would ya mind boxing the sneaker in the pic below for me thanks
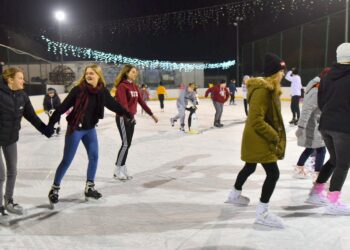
[325,201,350,215]
[225,189,250,206]
[114,165,128,180]
[255,211,285,228]
[170,118,176,127]
[0,207,10,226]
[4,198,23,215]
[48,184,60,208]
[85,181,102,201]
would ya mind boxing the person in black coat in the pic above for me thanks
[0,67,54,221]
[43,87,62,134]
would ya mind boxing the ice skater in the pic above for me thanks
[242,75,250,116]
[156,82,167,112]
[170,83,196,132]
[307,43,350,215]
[113,64,158,181]
[285,67,303,125]
[0,67,54,221]
[294,68,330,181]
[47,64,132,207]
[43,87,61,135]
[205,80,230,127]
[185,85,199,133]
[225,53,287,228]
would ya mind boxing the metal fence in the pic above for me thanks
[241,10,347,85]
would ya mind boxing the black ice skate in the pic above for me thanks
[48,184,60,209]
[84,181,102,201]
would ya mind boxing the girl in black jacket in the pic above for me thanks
[47,64,132,208]
[43,87,61,134]
[0,67,53,222]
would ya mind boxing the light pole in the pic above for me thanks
[234,17,243,85]
[54,10,66,83]
[346,0,349,42]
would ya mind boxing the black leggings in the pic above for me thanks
[115,116,135,167]
[316,130,350,192]
[186,107,196,129]
[158,94,165,109]
[234,162,280,203]
[243,99,248,116]
[291,96,301,120]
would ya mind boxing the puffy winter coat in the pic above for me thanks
[0,77,45,146]
[241,77,286,163]
[297,77,324,148]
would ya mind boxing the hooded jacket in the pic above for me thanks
[241,77,286,163]
[297,77,324,148]
[204,84,230,103]
[318,63,350,134]
[0,77,46,146]
[43,90,61,111]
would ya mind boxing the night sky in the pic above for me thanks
[0,0,346,62]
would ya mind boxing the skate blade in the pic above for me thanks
[224,200,249,207]
[254,219,285,229]
[305,199,328,206]
[84,197,104,203]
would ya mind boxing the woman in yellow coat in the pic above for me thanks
[226,53,287,228]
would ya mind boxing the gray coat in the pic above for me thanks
[297,76,325,148]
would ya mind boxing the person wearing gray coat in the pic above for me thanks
[294,68,331,180]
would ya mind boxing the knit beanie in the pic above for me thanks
[336,43,350,63]
[264,53,286,77]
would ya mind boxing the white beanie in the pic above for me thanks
[337,43,350,63]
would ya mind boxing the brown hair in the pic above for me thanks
[77,64,107,86]
[2,67,24,83]
[114,64,137,88]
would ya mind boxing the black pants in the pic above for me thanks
[243,99,248,116]
[158,94,165,109]
[186,107,196,129]
[316,130,350,192]
[291,96,301,120]
[234,162,280,203]
[230,94,235,104]
[115,116,135,167]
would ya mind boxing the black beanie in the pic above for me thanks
[263,53,286,77]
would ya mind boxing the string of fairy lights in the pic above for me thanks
[42,36,235,71]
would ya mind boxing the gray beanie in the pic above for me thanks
[337,43,350,63]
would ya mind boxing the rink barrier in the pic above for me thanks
[31,87,294,114]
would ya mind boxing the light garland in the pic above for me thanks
[42,36,235,71]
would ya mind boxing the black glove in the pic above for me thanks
[43,125,55,138]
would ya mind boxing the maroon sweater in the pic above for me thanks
[115,80,153,116]
[205,85,230,103]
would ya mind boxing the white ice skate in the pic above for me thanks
[225,189,250,206]
[114,165,132,181]
[0,207,10,226]
[325,201,350,215]
[5,198,24,215]
[255,211,285,229]
[293,166,310,179]
[305,192,328,206]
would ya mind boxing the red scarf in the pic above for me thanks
[68,81,103,134]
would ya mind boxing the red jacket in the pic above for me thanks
[115,80,153,116]
[205,85,230,103]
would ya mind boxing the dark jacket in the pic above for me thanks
[0,77,46,146]
[318,63,350,134]
[43,92,61,111]
[49,84,131,130]
[241,77,286,163]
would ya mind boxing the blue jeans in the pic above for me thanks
[54,128,98,185]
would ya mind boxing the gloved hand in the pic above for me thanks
[126,117,136,125]
[43,125,55,138]
[295,127,304,137]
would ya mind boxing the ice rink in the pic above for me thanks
[1,98,349,250]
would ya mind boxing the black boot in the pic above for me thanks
[85,181,102,201]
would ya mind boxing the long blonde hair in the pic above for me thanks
[77,64,107,86]
[2,67,24,83]
[114,64,137,88]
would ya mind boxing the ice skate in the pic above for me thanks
[48,184,60,209]
[5,198,23,215]
[325,201,350,215]
[0,207,10,226]
[305,192,328,206]
[114,165,130,181]
[255,211,285,228]
[170,118,176,127]
[225,189,250,206]
[293,165,310,179]
[85,181,102,201]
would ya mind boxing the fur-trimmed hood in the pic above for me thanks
[246,77,280,102]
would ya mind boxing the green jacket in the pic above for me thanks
[241,77,286,163]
